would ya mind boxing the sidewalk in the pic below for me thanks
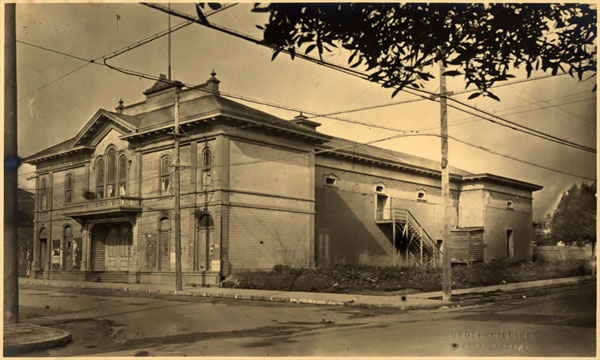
[19,274,593,309]
[10,275,593,354]
[3,322,71,356]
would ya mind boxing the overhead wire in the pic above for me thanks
[142,3,596,154]
[16,4,236,102]
[18,5,596,183]
[497,85,596,129]
[20,110,595,193]
[447,97,596,153]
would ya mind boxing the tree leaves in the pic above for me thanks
[550,183,597,245]
[254,3,597,101]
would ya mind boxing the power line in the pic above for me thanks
[447,97,596,153]
[412,133,595,181]
[17,40,97,63]
[143,3,596,154]
[498,86,596,129]
[16,5,237,103]
[17,41,595,177]
[18,63,91,101]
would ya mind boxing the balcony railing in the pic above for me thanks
[64,196,142,217]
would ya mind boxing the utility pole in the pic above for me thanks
[167,3,171,81]
[439,61,452,302]
[173,91,182,291]
[4,2,19,324]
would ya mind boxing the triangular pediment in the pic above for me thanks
[71,109,138,147]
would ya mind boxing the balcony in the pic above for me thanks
[64,196,142,218]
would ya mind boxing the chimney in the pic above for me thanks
[291,112,321,131]
[205,70,220,94]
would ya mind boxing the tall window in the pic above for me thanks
[201,148,212,190]
[65,173,74,204]
[106,148,117,198]
[160,154,171,194]
[40,178,48,210]
[96,159,105,199]
[118,154,127,195]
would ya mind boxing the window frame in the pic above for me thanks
[96,157,105,199]
[64,173,74,204]
[160,154,172,194]
[324,173,338,187]
[118,153,128,196]
[40,177,48,210]
[106,148,117,198]
[201,148,212,190]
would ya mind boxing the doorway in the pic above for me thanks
[39,228,48,271]
[376,194,390,220]
[196,214,214,271]
[105,223,132,271]
[64,226,73,270]
[506,229,514,258]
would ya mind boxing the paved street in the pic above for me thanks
[17,282,595,357]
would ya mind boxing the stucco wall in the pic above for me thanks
[315,156,461,266]
[483,188,534,261]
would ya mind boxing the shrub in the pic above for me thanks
[221,260,592,293]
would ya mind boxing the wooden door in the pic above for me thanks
[39,239,47,271]
[91,225,107,271]
[105,223,131,271]
[105,227,119,271]
[196,214,214,271]
[118,224,131,271]
[197,227,209,271]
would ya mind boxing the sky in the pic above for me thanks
[15,3,597,220]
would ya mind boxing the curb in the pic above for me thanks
[452,279,594,307]
[19,280,451,311]
[3,324,71,356]
[19,276,592,311]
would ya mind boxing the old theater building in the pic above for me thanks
[25,72,542,286]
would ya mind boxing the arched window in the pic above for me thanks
[65,173,74,204]
[160,154,171,194]
[118,154,127,195]
[106,148,117,197]
[40,178,48,210]
[96,158,105,199]
[201,148,212,190]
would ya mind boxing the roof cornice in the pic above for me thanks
[462,173,543,191]
[24,146,94,164]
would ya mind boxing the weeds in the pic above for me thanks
[222,259,592,293]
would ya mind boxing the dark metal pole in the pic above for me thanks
[4,2,19,324]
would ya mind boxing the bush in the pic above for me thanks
[221,260,592,293]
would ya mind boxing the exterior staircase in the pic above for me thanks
[387,209,442,266]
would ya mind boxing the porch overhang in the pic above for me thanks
[64,196,142,221]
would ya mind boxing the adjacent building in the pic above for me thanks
[24,72,542,285]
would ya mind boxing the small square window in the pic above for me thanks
[375,185,384,192]
[506,200,514,209]
[325,176,337,186]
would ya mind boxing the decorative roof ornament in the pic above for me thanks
[115,98,124,113]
